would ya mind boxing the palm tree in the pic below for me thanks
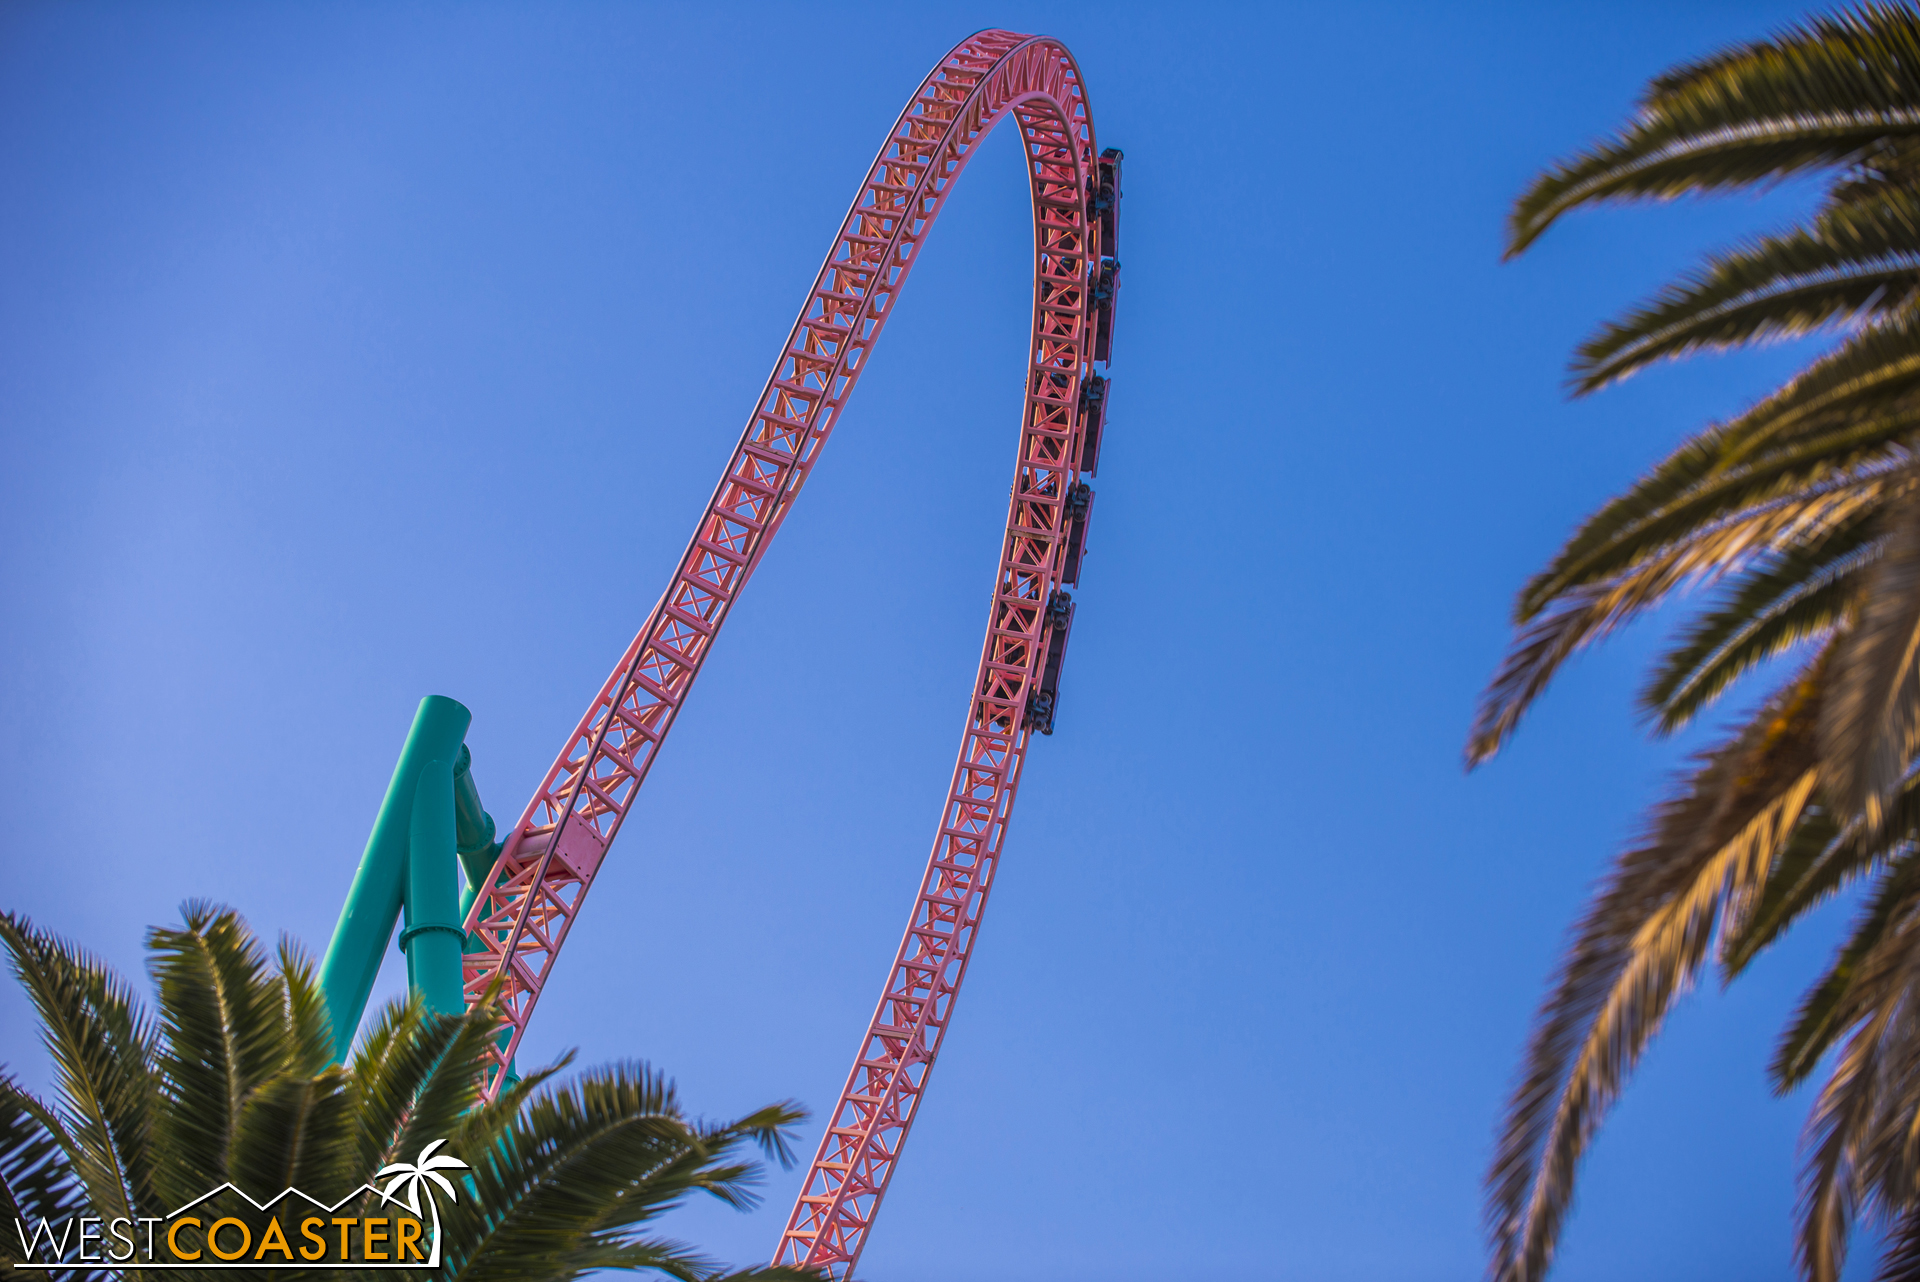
[0,904,812,1281]
[1472,6,1920,1282]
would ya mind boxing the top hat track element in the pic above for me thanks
[459,30,1111,1279]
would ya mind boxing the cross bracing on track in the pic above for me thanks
[457,29,1119,1278]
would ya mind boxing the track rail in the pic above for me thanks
[460,30,1112,1277]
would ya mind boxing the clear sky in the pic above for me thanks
[0,2,1874,1279]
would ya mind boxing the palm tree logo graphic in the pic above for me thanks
[373,1140,470,1266]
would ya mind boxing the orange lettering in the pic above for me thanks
[254,1217,293,1261]
[331,1218,355,1258]
[167,1217,202,1261]
[299,1217,327,1261]
[362,1217,387,1261]
[207,1217,251,1261]
[395,1217,425,1261]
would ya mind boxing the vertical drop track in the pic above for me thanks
[458,31,1117,1278]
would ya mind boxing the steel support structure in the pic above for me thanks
[459,30,1110,1278]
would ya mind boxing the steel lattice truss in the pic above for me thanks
[459,29,1113,1278]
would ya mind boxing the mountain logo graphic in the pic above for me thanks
[8,1141,472,1271]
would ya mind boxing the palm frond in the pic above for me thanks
[0,1073,87,1266]
[1512,317,1920,628]
[439,1063,805,1282]
[1793,881,1920,1282]
[0,912,157,1222]
[1487,662,1824,1282]
[1652,573,1860,734]
[1719,804,1847,980]
[228,1068,359,1206]
[1574,193,1920,391]
[148,902,292,1195]
[1470,486,1872,764]
[375,1004,498,1180]
[348,996,470,1183]
[1774,849,1920,1090]
[1517,433,1898,626]
[1873,1202,1920,1282]
[452,1051,574,1166]
[1824,476,1920,826]
[1716,763,1920,980]
[278,937,335,1079]
[1510,5,1920,255]
[1828,135,1920,210]
[1642,513,1876,731]
[1718,310,1920,468]
[531,1235,724,1282]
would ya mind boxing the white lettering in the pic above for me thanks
[77,1217,102,1262]
[14,1216,74,1260]
[107,1216,135,1263]
[140,1215,161,1257]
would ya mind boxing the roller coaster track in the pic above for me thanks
[460,30,1117,1277]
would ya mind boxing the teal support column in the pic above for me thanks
[317,695,471,1062]
[402,755,466,1018]
[448,745,517,1088]
[452,744,502,929]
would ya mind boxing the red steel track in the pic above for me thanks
[460,30,1114,1278]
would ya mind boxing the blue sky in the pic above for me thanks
[0,2,1877,1278]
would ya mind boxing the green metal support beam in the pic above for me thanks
[402,754,466,1017]
[453,743,503,926]
[317,694,471,1062]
